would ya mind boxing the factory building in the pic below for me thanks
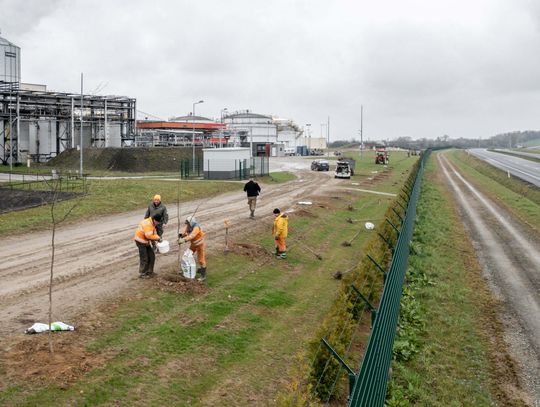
[0,34,137,164]
[223,110,304,156]
[136,115,226,147]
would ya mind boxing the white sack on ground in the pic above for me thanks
[25,322,75,334]
[181,248,197,279]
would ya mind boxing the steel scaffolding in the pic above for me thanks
[0,86,136,164]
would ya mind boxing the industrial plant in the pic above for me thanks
[1,33,326,166]
[0,34,137,165]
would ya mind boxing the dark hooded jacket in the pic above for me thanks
[244,180,261,197]
[145,202,168,225]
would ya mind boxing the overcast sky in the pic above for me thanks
[1,0,539,140]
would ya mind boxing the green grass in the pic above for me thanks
[444,149,540,231]
[0,164,180,177]
[387,154,527,406]
[0,172,294,235]
[519,138,540,148]
[0,179,241,234]
[0,156,418,406]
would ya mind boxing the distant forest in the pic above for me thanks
[329,130,540,149]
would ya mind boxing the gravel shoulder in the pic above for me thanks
[438,153,540,404]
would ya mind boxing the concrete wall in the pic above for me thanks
[203,147,251,179]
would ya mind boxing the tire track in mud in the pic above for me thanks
[0,171,334,337]
[438,153,540,403]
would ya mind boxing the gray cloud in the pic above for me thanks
[1,0,540,139]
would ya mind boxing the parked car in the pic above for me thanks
[311,160,330,171]
[334,160,352,179]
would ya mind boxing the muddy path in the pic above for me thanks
[0,168,340,339]
[438,153,540,402]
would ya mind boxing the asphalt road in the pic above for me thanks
[493,149,540,160]
[468,148,540,187]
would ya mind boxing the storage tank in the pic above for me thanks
[0,34,21,85]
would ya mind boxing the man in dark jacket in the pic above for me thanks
[243,177,261,219]
[145,194,168,237]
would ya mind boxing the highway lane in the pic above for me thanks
[493,149,540,160]
[468,148,540,187]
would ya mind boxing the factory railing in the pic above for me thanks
[0,171,87,194]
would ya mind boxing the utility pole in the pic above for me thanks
[80,73,83,176]
[360,105,363,159]
[9,85,12,171]
[327,116,330,157]
[192,100,204,172]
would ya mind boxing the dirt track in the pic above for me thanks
[438,154,540,403]
[0,163,337,339]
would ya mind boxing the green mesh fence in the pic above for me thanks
[348,149,430,406]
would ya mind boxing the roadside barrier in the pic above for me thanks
[348,149,430,406]
[277,150,430,406]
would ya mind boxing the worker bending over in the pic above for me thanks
[134,214,163,278]
[178,217,207,281]
[272,208,288,259]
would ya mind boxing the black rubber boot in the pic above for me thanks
[197,267,207,282]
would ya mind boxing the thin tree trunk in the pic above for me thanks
[48,187,57,353]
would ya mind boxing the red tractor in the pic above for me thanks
[375,148,389,164]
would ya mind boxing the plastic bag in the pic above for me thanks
[181,248,197,279]
[25,321,75,334]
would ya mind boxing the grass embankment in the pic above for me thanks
[0,172,292,234]
[0,158,417,406]
[445,149,540,231]
[387,153,528,406]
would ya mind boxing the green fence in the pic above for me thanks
[0,171,87,194]
[179,158,203,178]
[180,157,269,180]
[347,150,430,406]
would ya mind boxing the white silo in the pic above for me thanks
[0,33,21,86]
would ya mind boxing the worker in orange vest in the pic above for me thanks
[272,208,288,259]
[178,217,207,281]
[134,213,162,278]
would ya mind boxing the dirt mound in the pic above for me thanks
[47,147,201,172]
[153,273,209,295]
[292,208,318,218]
[1,326,114,387]
[229,242,273,259]
[0,188,80,214]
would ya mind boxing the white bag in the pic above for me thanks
[181,248,197,279]
[25,321,75,334]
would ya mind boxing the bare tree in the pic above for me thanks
[47,174,84,353]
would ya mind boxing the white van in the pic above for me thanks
[284,147,296,156]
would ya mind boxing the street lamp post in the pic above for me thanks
[192,100,204,172]
[305,124,311,154]
[321,123,327,157]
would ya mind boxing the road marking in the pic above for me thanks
[472,151,540,182]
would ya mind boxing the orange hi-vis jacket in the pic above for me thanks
[134,218,160,244]
[272,213,288,238]
[182,223,205,246]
